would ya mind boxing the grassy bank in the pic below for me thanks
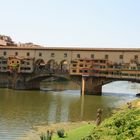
[83,107,140,140]
[19,99,140,140]
[53,124,93,140]
[53,99,140,140]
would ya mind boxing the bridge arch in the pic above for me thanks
[34,59,46,72]
[25,73,70,89]
[46,59,58,71]
[59,60,69,72]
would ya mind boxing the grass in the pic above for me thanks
[83,107,140,140]
[52,124,93,140]
[52,99,140,140]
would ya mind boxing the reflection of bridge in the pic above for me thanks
[1,46,140,95]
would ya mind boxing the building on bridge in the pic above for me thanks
[0,37,140,94]
[70,58,140,80]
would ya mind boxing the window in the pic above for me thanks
[73,64,76,67]
[100,66,105,69]
[105,55,108,59]
[2,61,7,64]
[21,61,25,64]
[120,55,123,59]
[91,54,94,58]
[39,52,42,57]
[15,52,18,56]
[131,67,136,70]
[51,53,55,57]
[72,70,76,73]
[20,67,24,70]
[3,67,7,70]
[77,54,80,58]
[27,67,31,70]
[27,52,30,56]
[130,74,136,77]
[64,53,67,58]
[3,51,7,56]
[134,55,138,60]
[27,62,30,65]
[84,70,88,73]
[100,60,106,63]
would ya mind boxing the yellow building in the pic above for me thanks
[0,46,140,79]
[0,57,8,72]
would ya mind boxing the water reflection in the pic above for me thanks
[0,81,139,140]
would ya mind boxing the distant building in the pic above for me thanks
[0,39,7,46]
[0,35,15,46]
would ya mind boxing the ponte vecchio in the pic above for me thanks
[0,36,140,95]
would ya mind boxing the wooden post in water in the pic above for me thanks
[81,76,85,96]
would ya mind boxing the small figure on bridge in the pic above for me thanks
[95,108,103,126]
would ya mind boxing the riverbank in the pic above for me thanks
[18,121,94,140]
[82,99,140,140]
[18,98,140,140]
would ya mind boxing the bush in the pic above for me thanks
[83,108,140,140]
[57,129,65,138]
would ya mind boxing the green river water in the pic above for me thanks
[0,81,139,140]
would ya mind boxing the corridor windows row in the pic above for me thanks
[1,51,139,60]
[76,54,109,59]
[21,61,30,65]
[51,53,68,58]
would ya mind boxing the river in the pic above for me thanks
[0,81,139,140]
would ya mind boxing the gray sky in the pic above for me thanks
[0,0,140,48]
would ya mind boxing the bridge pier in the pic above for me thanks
[24,80,40,90]
[0,73,10,88]
[8,74,40,90]
[81,76,102,95]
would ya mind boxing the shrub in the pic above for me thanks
[57,129,65,138]
[83,108,140,140]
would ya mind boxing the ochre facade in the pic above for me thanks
[0,46,140,94]
[0,46,140,71]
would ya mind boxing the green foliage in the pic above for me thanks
[83,108,140,140]
[53,124,93,140]
[57,129,65,138]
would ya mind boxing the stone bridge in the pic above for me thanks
[1,46,140,95]
[5,70,140,95]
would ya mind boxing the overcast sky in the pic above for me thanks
[0,0,140,48]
